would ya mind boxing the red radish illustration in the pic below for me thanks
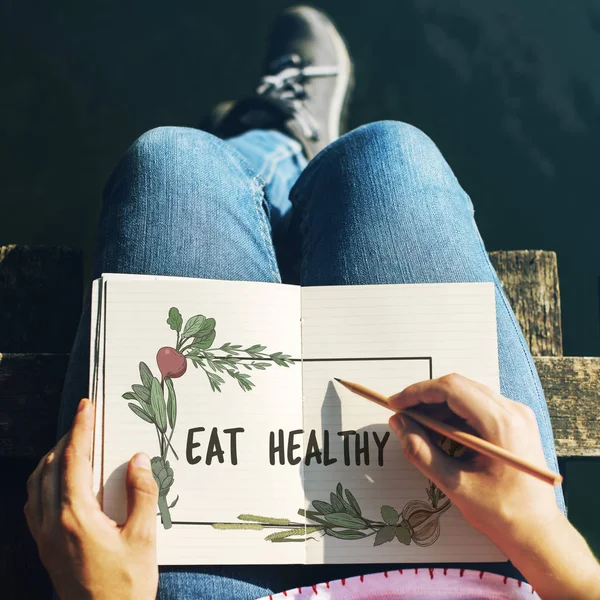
[157,347,187,379]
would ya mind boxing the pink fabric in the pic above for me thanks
[259,569,541,599]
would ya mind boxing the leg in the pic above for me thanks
[288,120,564,584]
[226,129,307,280]
[59,125,296,599]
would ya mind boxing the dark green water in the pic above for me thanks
[1,0,599,552]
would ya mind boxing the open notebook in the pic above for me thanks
[89,274,505,565]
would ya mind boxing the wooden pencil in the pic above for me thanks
[333,377,563,487]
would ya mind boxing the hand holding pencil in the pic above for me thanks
[335,373,565,554]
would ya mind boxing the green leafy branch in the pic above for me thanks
[213,483,451,547]
[165,307,294,393]
[186,347,293,392]
[122,362,178,460]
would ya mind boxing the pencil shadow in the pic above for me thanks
[299,380,406,567]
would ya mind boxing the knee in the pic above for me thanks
[128,126,224,171]
[331,120,451,185]
[104,126,243,200]
[294,120,467,219]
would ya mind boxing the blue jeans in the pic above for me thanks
[59,121,565,599]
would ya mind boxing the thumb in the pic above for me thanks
[123,453,158,544]
[389,413,458,491]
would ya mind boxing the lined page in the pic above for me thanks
[99,276,304,565]
[301,283,505,564]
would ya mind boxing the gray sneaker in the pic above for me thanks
[204,6,353,159]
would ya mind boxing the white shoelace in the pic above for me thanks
[256,55,339,140]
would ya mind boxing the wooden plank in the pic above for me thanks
[535,356,600,457]
[2,353,598,458]
[0,245,82,353]
[0,353,69,458]
[489,250,563,356]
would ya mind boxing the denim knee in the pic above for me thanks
[329,121,449,178]
[128,125,218,160]
[295,120,472,216]
[103,126,259,209]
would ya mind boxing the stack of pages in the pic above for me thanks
[89,274,505,565]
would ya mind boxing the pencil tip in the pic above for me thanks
[334,377,341,383]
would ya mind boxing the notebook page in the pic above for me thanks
[99,276,304,565]
[300,283,505,564]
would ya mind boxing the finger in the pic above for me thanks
[40,435,69,529]
[389,414,458,492]
[122,453,158,544]
[457,376,511,411]
[25,450,50,537]
[388,374,504,437]
[61,399,96,506]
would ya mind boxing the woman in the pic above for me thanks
[24,7,600,599]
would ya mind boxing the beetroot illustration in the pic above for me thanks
[157,346,187,379]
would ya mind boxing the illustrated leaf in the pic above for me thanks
[381,505,399,526]
[168,495,179,509]
[197,317,215,336]
[395,524,412,545]
[165,377,177,429]
[330,492,345,513]
[166,307,183,332]
[345,489,362,516]
[374,525,396,546]
[212,523,264,531]
[213,357,238,372]
[336,482,343,498]
[323,513,366,530]
[191,329,216,350]
[228,370,255,392]
[132,384,151,404]
[272,357,291,367]
[237,514,290,525]
[183,315,215,339]
[182,314,206,338]
[245,344,266,354]
[128,403,153,423]
[139,362,153,388]
[312,500,334,515]
[239,378,254,391]
[325,528,367,540]
[297,509,330,527]
[150,377,167,432]
[251,362,271,370]
[220,343,241,355]
[341,500,360,517]
[122,392,137,400]
[207,371,225,393]
[264,526,322,542]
